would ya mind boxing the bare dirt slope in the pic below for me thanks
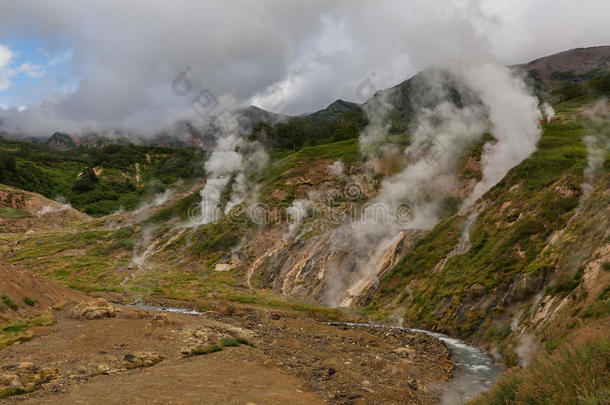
[0,184,89,233]
[0,266,84,322]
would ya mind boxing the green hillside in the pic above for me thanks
[0,139,206,216]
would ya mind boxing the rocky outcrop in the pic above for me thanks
[69,298,115,320]
[0,362,57,395]
[123,352,164,369]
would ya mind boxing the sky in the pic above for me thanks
[0,0,609,137]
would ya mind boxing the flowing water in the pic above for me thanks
[326,322,502,404]
[124,302,203,315]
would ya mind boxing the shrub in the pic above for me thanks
[23,297,37,306]
[220,337,240,347]
[546,267,584,296]
[236,336,252,346]
[1,294,17,310]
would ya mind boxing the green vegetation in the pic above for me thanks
[23,297,37,306]
[188,335,254,356]
[258,138,361,205]
[0,206,30,218]
[235,336,252,346]
[220,337,240,347]
[373,117,596,335]
[250,109,366,150]
[0,387,28,400]
[0,137,206,216]
[552,70,610,103]
[0,313,54,349]
[546,267,584,296]
[469,339,610,405]
[1,294,18,310]
[582,287,610,319]
[229,293,343,321]
[144,190,201,224]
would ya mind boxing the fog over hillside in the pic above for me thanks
[0,0,609,136]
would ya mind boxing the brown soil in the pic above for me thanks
[0,288,451,404]
[0,267,84,321]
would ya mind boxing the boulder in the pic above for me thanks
[393,346,415,357]
[123,352,164,369]
[70,298,115,320]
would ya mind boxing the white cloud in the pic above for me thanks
[0,43,15,90]
[0,0,608,135]
[17,62,45,78]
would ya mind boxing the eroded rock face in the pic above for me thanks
[503,271,548,306]
[69,298,115,320]
[0,363,58,393]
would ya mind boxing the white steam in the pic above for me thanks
[327,160,345,179]
[197,113,268,225]
[581,98,610,200]
[542,102,555,123]
[515,333,539,368]
[461,64,541,207]
[285,199,312,239]
[325,63,542,307]
[36,203,71,218]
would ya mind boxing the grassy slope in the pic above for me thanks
[0,139,206,216]
[469,337,610,405]
[370,117,592,332]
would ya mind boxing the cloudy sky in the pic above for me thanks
[0,0,608,136]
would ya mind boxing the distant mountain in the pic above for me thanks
[45,132,77,151]
[514,45,610,90]
[306,99,361,122]
[152,105,289,149]
[13,46,610,151]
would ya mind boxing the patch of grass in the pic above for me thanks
[229,293,343,321]
[143,190,201,225]
[0,387,28,400]
[469,339,610,405]
[1,294,18,310]
[0,313,54,349]
[0,206,31,218]
[190,344,223,355]
[546,267,584,296]
[99,238,134,255]
[23,296,37,306]
[236,336,253,346]
[582,287,610,319]
[220,337,240,347]
[109,226,135,239]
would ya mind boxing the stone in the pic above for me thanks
[393,346,415,357]
[123,352,164,369]
[214,263,233,272]
[17,362,37,372]
[70,298,115,320]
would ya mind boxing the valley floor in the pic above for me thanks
[0,282,451,404]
